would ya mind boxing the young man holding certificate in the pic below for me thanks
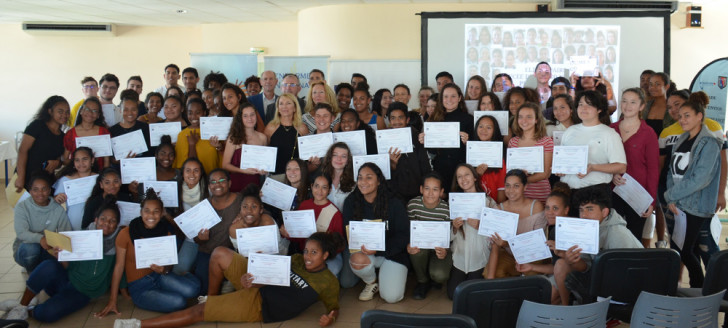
[387,103,433,203]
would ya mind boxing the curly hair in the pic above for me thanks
[228,102,257,145]
[351,162,390,220]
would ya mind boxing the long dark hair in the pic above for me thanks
[429,83,467,122]
[351,162,390,220]
[321,142,355,193]
[340,108,376,143]
[33,95,68,123]
[228,102,257,145]
[220,83,247,117]
[89,167,120,199]
[177,157,209,215]
[57,146,97,178]
[372,88,391,118]
[284,158,310,203]
[450,163,485,193]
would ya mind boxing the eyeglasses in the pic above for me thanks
[83,107,99,113]
[209,178,227,185]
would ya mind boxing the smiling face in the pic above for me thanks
[393,86,410,104]
[678,105,704,135]
[240,196,264,226]
[380,91,393,110]
[303,239,328,272]
[156,145,175,169]
[241,106,258,129]
[73,149,93,174]
[187,102,204,128]
[164,67,180,87]
[517,106,537,134]
[420,177,443,208]
[356,166,380,199]
[479,95,494,111]
[182,72,198,91]
[455,166,477,192]
[277,96,296,119]
[95,208,119,236]
[260,71,278,93]
[222,88,241,112]
[508,93,525,115]
[352,90,370,113]
[182,160,202,188]
[577,97,600,126]
[163,98,182,121]
[442,86,461,112]
[331,147,349,170]
[314,107,333,132]
[311,84,327,105]
[388,109,408,129]
[552,98,572,124]
[100,172,121,196]
[418,89,432,108]
[245,82,261,97]
[467,79,482,100]
[80,101,100,125]
[667,95,686,121]
[648,75,667,98]
[285,160,302,186]
[311,176,330,202]
[504,175,525,201]
[620,91,644,119]
[141,199,163,229]
[147,95,163,115]
[127,80,143,95]
[476,116,496,141]
[544,196,568,226]
[337,87,352,110]
[49,102,70,126]
[82,81,98,98]
[208,171,230,197]
[535,63,551,85]
[99,81,118,102]
[29,178,51,206]
[121,99,138,124]
[339,112,358,132]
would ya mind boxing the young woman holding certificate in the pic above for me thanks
[173,158,208,275]
[162,95,188,129]
[81,168,132,229]
[265,94,309,176]
[508,103,553,203]
[53,147,98,230]
[339,109,378,155]
[470,115,507,203]
[353,86,386,131]
[222,103,269,192]
[109,91,151,159]
[321,142,356,211]
[63,96,110,170]
[174,98,221,174]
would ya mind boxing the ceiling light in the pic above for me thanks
[176,9,187,14]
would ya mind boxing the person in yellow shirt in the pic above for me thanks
[174,98,222,174]
[68,77,98,127]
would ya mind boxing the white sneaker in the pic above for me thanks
[197,295,208,304]
[359,282,379,301]
[114,318,141,328]
[656,240,668,249]
[5,305,28,321]
[0,299,19,311]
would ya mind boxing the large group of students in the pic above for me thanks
[4,61,725,327]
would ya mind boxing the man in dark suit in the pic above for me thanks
[248,70,278,123]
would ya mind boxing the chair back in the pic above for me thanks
[630,290,725,327]
[452,276,552,328]
[703,250,728,302]
[515,297,610,328]
[360,309,476,328]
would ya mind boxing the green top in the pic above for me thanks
[67,254,116,299]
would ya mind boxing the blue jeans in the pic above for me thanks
[26,260,90,323]
[173,239,199,275]
[127,272,200,313]
[339,249,360,288]
[193,252,211,295]
[326,253,343,278]
[14,243,56,273]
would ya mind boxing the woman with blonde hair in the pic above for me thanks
[301,81,340,132]
[264,93,309,175]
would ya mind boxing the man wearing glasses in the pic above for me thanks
[99,73,122,127]
[265,73,306,123]
[68,76,98,127]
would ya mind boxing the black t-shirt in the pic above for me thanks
[22,119,65,187]
[670,135,697,182]
[109,121,151,157]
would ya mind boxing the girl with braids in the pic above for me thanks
[81,168,132,229]
[63,96,110,169]
[344,163,409,303]
[53,147,98,230]
[222,102,269,192]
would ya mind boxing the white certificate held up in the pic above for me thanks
[333,130,367,156]
[555,217,599,255]
[58,230,103,262]
[352,154,391,180]
[120,157,157,184]
[509,229,552,264]
[75,135,113,157]
[117,201,140,226]
[143,181,179,208]
[111,129,148,160]
[348,221,386,251]
[552,146,588,175]
[282,210,317,238]
[449,192,486,220]
[466,141,503,168]
[570,55,599,77]
[173,199,221,240]
[552,130,564,146]
[376,128,413,154]
[477,207,519,240]
[261,178,297,210]
[613,173,654,215]
[149,122,182,146]
[134,235,178,269]
[473,110,509,136]
[424,122,461,148]
[63,175,97,206]
[297,132,334,159]
[506,146,544,173]
[199,116,233,140]
[236,225,280,257]
[248,253,291,287]
[410,221,451,249]
[240,144,277,172]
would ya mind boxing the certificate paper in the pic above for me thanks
[552,130,564,146]
[555,217,599,255]
[120,157,157,184]
[248,253,291,287]
[465,100,478,114]
[297,132,334,159]
[63,175,97,206]
[261,178,297,210]
[240,144,277,172]
[236,225,279,256]
[671,209,687,250]
[376,128,413,154]
[348,221,386,251]
[424,122,461,148]
[477,207,519,240]
[473,110,509,136]
[506,146,544,173]
[570,55,599,77]
[282,210,317,238]
[466,141,503,168]
[552,146,588,175]
[173,199,221,239]
[613,173,654,215]
[111,129,148,160]
[333,131,367,156]
[58,230,103,262]
[143,181,179,208]
[75,135,113,157]
[199,117,233,140]
[117,201,140,226]
[509,229,552,264]
[410,221,451,249]
[149,122,182,146]
[352,154,391,180]
[134,235,178,269]
[449,192,486,220]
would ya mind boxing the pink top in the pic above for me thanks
[508,135,553,203]
[610,120,659,207]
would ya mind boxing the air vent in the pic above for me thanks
[22,22,115,36]
[556,0,677,12]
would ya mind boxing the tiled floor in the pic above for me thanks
[0,184,725,327]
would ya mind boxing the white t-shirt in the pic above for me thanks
[560,123,626,189]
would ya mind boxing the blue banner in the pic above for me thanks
[264,56,330,99]
[690,57,728,130]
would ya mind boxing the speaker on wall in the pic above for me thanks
[537,4,548,13]
[686,6,702,27]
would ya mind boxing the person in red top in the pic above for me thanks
[610,88,659,247]
[63,96,110,170]
[471,114,507,203]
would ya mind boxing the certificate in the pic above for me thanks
[282,210,317,238]
[297,132,333,159]
[240,144,277,172]
[261,178,297,210]
[173,199,221,240]
[671,209,687,250]
[149,122,182,146]
[333,130,367,156]
[466,141,503,168]
[508,229,552,264]
[465,100,478,114]
[134,235,178,269]
[352,154,391,180]
[348,221,386,251]
[410,221,451,249]
[63,175,97,206]
[58,230,103,262]
[376,128,413,154]
[236,225,279,257]
[199,117,233,140]
[111,129,148,160]
[555,217,599,255]
[75,135,113,157]
[613,173,654,215]
[248,253,291,287]
[570,55,599,77]
[552,146,588,175]
[449,192,486,220]
[120,157,156,184]
[117,201,140,226]
[477,207,519,240]
[506,146,544,173]
[143,181,179,208]
[473,110,509,136]
[424,122,461,148]
[552,130,564,146]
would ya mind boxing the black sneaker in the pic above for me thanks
[412,282,431,300]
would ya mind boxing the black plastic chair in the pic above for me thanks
[360,309,476,328]
[452,276,552,328]
[677,249,728,328]
[588,248,681,322]
[0,320,28,328]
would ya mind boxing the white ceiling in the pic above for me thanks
[0,0,549,26]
